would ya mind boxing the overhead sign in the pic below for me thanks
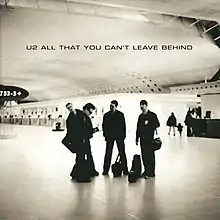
[0,85,29,101]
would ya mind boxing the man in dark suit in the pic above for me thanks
[65,102,77,141]
[102,100,128,175]
[81,103,99,177]
[136,100,160,179]
[65,102,99,180]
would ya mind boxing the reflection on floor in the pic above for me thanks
[1,124,220,220]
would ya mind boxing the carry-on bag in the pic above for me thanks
[153,137,162,151]
[111,153,123,177]
[74,158,91,183]
[153,129,162,151]
[61,135,77,154]
[128,154,142,183]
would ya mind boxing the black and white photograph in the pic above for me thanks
[1,0,220,219]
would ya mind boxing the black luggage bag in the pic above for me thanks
[62,135,77,154]
[153,137,162,151]
[111,154,123,177]
[70,158,91,182]
[128,154,142,183]
[152,129,162,151]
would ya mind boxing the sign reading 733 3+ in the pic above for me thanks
[0,85,29,101]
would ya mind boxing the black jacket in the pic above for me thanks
[177,124,183,132]
[136,110,160,141]
[166,115,177,127]
[66,109,93,142]
[184,112,193,126]
[102,110,126,139]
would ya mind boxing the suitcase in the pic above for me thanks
[111,153,123,177]
[128,154,142,183]
[71,158,91,182]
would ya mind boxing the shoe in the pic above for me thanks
[77,179,92,183]
[102,171,108,176]
[141,171,147,176]
[141,171,149,179]
[148,174,155,178]
[143,175,149,179]
[70,173,76,179]
[91,170,99,177]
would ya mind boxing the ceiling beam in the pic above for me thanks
[203,23,219,34]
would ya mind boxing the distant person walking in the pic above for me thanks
[196,107,202,119]
[184,109,193,137]
[166,112,177,136]
[177,123,183,136]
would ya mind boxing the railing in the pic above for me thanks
[0,117,67,128]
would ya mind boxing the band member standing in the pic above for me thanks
[65,102,99,180]
[64,102,77,151]
[136,100,160,179]
[81,103,99,177]
[102,100,128,175]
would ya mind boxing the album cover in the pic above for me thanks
[1,1,220,220]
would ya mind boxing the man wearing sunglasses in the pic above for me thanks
[81,103,99,177]
[102,100,128,175]
[65,102,99,182]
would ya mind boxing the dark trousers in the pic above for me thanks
[103,138,128,173]
[187,126,193,137]
[76,141,95,171]
[71,140,96,176]
[140,139,155,176]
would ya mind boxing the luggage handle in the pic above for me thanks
[115,153,121,163]
[154,128,160,138]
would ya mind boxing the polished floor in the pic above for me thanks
[1,124,220,220]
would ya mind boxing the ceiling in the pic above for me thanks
[4,0,220,22]
[0,0,220,101]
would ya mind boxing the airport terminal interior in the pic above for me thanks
[1,0,220,220]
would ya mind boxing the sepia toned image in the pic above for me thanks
[1,0,220,220]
